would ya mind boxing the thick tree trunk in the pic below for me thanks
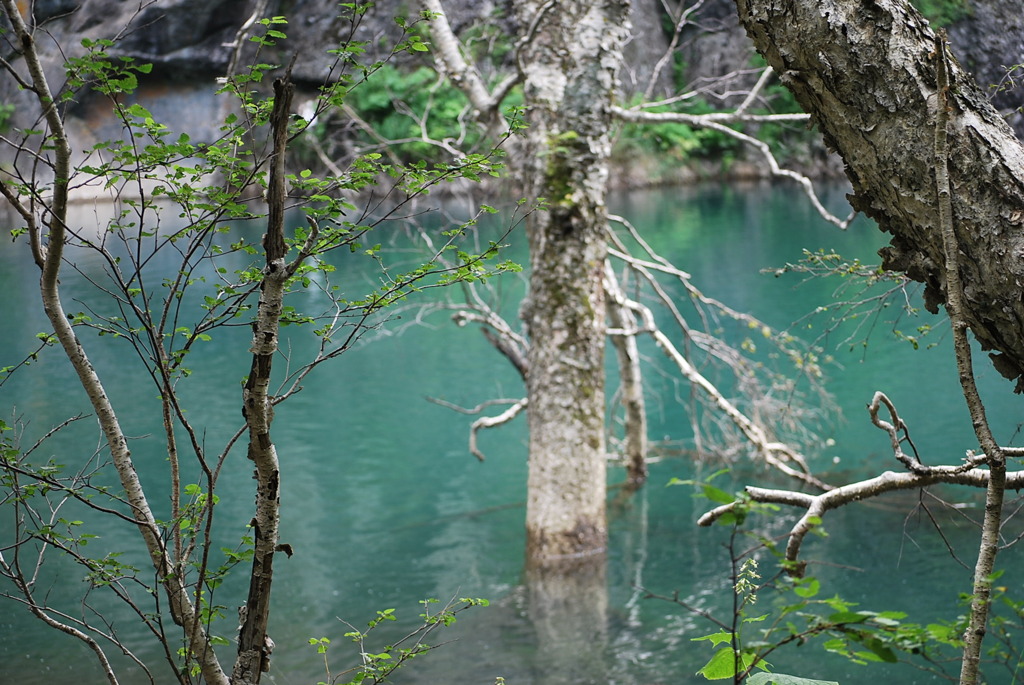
[514,0,631,564]
[733,0,1024,390]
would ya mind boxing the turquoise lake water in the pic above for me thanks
[0,182,1021,684]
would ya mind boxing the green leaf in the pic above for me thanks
[692,630,734,647]
[792,577,820,599]
[701,484,735,504]
[696,647,757,680]
[861,637,897,663]
[696,648,738,680]
[747,674,839,685]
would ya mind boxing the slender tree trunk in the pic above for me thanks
[606,270,648,486]
[232,75,293,684]
[0,2,230,682]
[513,0,631,564]
[934,37,1008,684]
[733,0,1024,389]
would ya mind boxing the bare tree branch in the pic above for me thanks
[612,105,854,229]
[605,267,648,485]
[700,389,1024,579]
[602,260,828,490]
[421,0,499,115]
[469,398,528,462]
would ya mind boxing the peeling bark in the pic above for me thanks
[232,75,293,684]
[733,0,1024,389]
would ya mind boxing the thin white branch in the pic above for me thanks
[602,261,826,489]
[700,465,1024,573]
[613,106,853,230]
[607,247,691,279]
[700,390,1024,575]
[644,0,707,100]
[469,398,528,461]
[734,66,776,115]
[224,0,271,79]
[421,0,505,116]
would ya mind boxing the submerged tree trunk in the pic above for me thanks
[607,272,648,486]
[514,0,631,564]
[525,557,609,681]
[733,0,1024,389]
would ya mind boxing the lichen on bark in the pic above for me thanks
[515,0,631,564]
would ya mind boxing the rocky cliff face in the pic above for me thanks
[2,0,1022,160]
[949,0,1024,135]
[679,0,1023,135]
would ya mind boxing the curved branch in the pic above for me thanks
[612,106,854,229]
[699,390,1024,577]
[421,0,512,118]
[469,398,528,462]
[701,467,1024,569]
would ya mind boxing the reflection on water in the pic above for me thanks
[1,183,1022,684]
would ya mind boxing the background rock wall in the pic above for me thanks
[2,0,1021,163]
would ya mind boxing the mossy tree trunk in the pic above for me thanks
[513,0,631,565]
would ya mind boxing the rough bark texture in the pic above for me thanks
[515,0,630,564]
[232,75,292,684]
[734,0,1024,390]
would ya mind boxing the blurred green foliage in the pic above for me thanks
[910,0,972,26]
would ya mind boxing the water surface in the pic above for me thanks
[0,183,1020,684]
